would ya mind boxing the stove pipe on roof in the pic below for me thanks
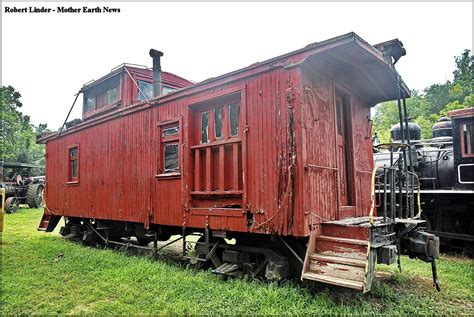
[149,49,164,97]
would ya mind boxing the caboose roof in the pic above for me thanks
[448,107,474,119]
[39,32,410,142]
[80,64,194,93]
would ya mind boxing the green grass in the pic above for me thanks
[1,208,473,315]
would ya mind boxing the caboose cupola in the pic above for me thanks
[79,57,193,120]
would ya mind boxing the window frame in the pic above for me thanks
[214,107,224,141]
[82,75,121,119]
[228,103,240,138]
[200,111,210,144]
[155,117,182,179]
[163,143,179,173]
[107,87,118,104]
[137,80,154,101]
[461,121,474,158]
[196,100,241,145]
[162,86,177,95]
[67,144,80,185]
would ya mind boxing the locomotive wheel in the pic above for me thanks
[26,183,44,208]
[5,197,19,214]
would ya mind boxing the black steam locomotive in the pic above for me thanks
[374,108,473,254]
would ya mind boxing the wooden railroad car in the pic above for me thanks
[38,32,441,292]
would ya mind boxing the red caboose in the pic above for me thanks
[38,33,440,292]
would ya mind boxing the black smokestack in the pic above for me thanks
[149,49,164,97]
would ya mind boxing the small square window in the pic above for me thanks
[85,96,96,111]
[164,143,179,172]
[107,87,117,104]
[162,86,176,95]
[138,80,153,101]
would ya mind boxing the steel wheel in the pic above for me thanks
[5,197,19,214]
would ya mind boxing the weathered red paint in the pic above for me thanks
[40,32,406,238]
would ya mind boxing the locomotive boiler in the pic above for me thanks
[37,33,441,292]
[374,109,474,253]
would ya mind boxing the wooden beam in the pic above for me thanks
[206,147,212,191]
[232,143,239,190]
[194,148,201,191]
[219,145,225,191]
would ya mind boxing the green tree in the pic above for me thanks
[373,49,473,143]
[373,91,427,142]
[453,49,473,91]
[0,85,48,166]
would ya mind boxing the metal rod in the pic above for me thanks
[154,236,183,253]
[431,259,441,292]
[205,227,210,257]
[278,236,304,265]
[383,168,388,220]
[305,164,338,171]
[182,227,187,257]
[398,159,403,219]
[390,148,396,222]
[58,92,80,137]
[205,240,220,261]
[391,169,396,222]
[85,222,152,251]
[403,93,415,218]
[124,67,150,104]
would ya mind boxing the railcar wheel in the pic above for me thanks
[26,184,44,208]
[5,197,19,214]
[136,238,151,246]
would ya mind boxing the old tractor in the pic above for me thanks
[0,161,45,214]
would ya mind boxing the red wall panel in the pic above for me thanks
[44,63,373,238]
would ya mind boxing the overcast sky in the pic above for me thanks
[2,2,472,129]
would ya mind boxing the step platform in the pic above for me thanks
[301,217,386,292]
[37,212,61,232]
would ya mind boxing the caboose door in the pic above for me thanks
[335,93,354,209]
[188,91,245,211]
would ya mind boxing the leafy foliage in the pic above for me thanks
[374,49,473,143]
[0,85,49,166]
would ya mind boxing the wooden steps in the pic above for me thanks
[302,218,375,292]
[309,254,366,267]
[37,213,61,232]
[302,271,365,291]
[37,214,51,231]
